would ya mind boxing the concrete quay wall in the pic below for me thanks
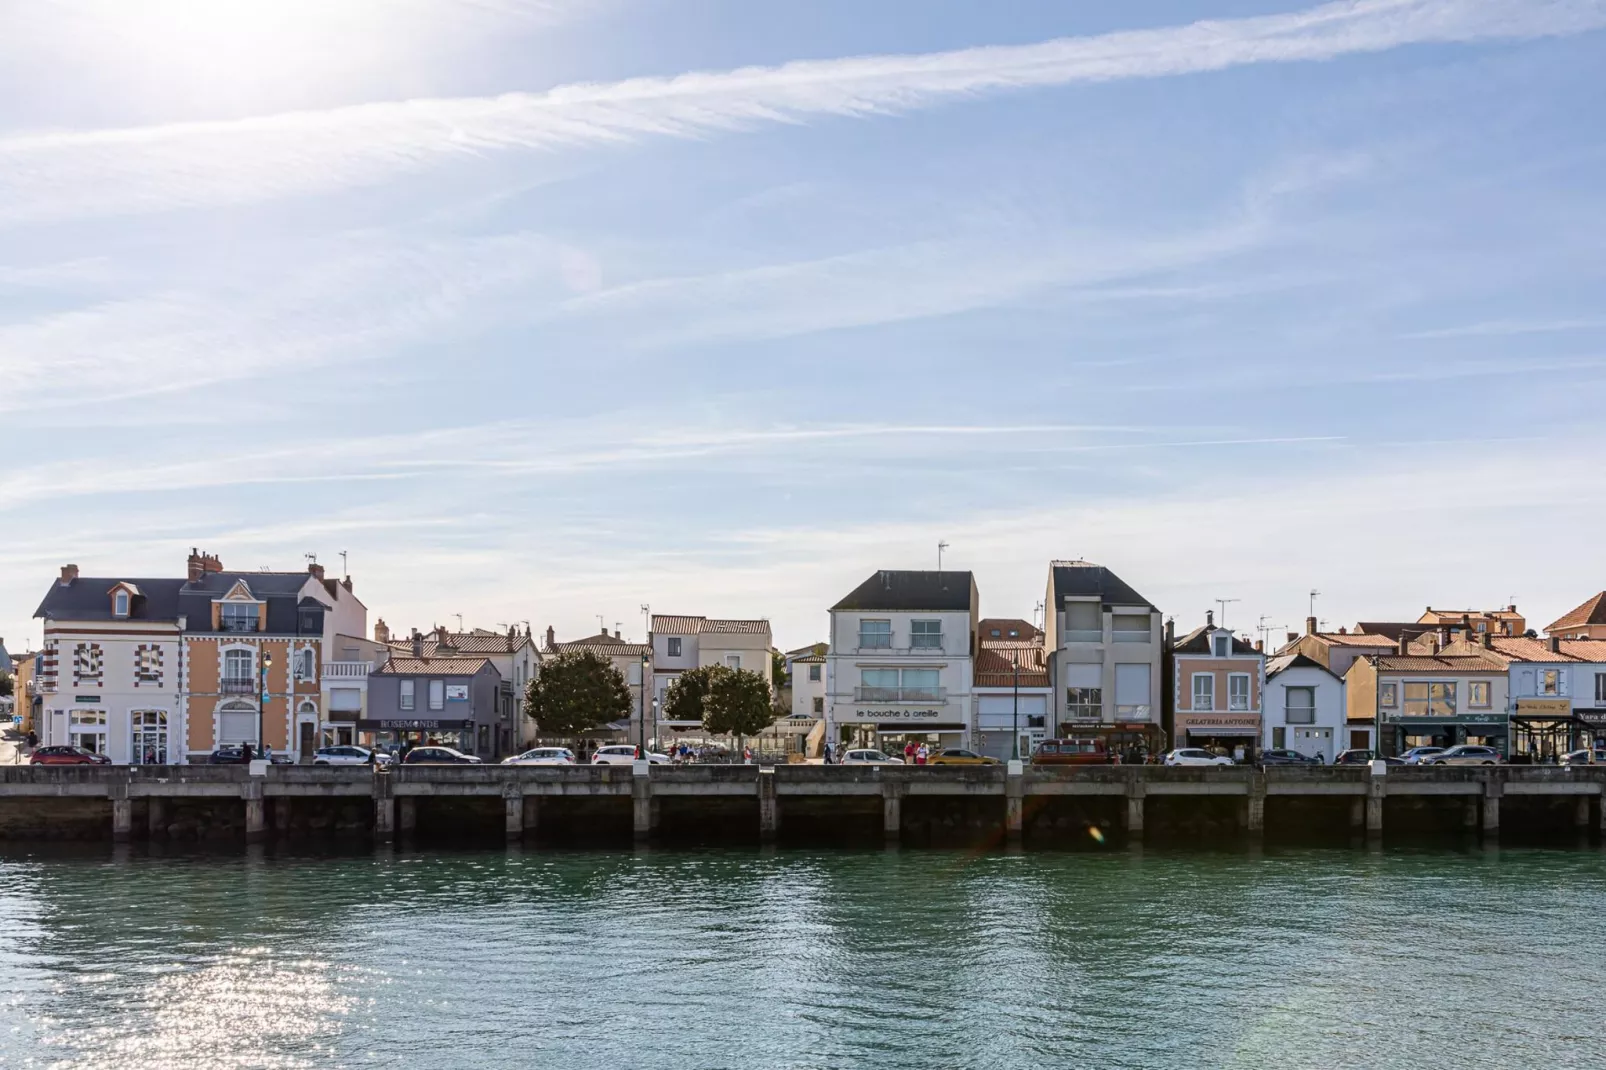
[0,765,1601,846]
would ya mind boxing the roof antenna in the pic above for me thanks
[1309,589,1321,620]
[937,540,949,571]
[1214,598,1241,630]
[453,614,463,632]
[339,550,349,577]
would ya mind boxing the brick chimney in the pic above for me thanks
[307,562,325,582]
[58,564,79,587]
[546,625,556,650]
[1286,631,1298,645]
[373,618,390,644]
[1548,635,1561,654]
[186,548,223,583]
[1254,639,1264,653]
[1481,631,1493,649]
[410,629,423,659]
[1397,636,1410,656]
[1306,616,1317,636]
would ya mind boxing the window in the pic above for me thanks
[131,710,168,764]
[808,664,821,682]
[1112,613,1149,641]
[1213,635,1230,657]
[221,603,258,633]
[858,620,892,649]
[428,680,445,710]
[72,643,104,685]
[1380,683,1398,708]
[1229,674,1251,712]
[1114,664,1151,718]
[222,648,253,684]
[1285,686,1316,725]
[299,610,320,634]
[134,645,162,684]
[1192,674,1215,711]
[910,620,942,649]
[294,648,315,681]
[1066,688,1102,718]
[1403,682,1456,716]
[1539,670,1564,696]
[1469,681,1491,709]
[667,637,682,658]
[113,590,130,617]
[1597,673,1606,704]
[400,680,415,711]
[812,696,824,715]
[1272,727,1286,749]
[725,654,741,669]
[858,668,939,701]
[1064,601,1101,640]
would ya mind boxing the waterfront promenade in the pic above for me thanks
[1,763,1602,845]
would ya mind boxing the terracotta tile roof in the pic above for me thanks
[1316,632,1399,647]
[975,641,1050,687]
[1547,592,1606,633]
[392,632,531,656]
[978,618,1043,641]
[1375,654,1506,673]
[651,615,770,635]
[551,633,652,657]
[1420,607,1523,624]
[376,656,493,675]
[1441,636,1606,665]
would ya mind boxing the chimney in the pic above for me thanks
[1206,609,1215,628]
[435,624,450,644]
[1424,633,1440,654]
[1397,636,1410,656]
[1254,639,1264,652]
[1165,617,1176,645]
[307,562,325,582]
[1306,616,1317,636]
[342,576,353,592]
[410,629,423,659]
[1548,635,1561,654]
[1338,626,1347,635]
[545,625,556,650]
[186,548,223,582]
[1438,627,1450,649]
[1508,604,1518,614]
[1480,631,1492,649]
[373,618,390,644]
[1286,631,1298,645]
[58,564,79,587]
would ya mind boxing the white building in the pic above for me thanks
[1263,652,1346,762]
[32,565,187,763]
[1042,561,1164,750]
[826,570,978,753]
[651,614,773,711]
[973,636,1050,760]
[1441,634,1606,759]
[786,645,828,721]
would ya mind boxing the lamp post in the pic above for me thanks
[639,651,649,760]
[1011,648,1020,761]
[259,648,273,754]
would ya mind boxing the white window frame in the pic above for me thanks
[399,680,415,711]
[808,664,821,682]
[222,647,255,684]
[909,620,943,649]
[220,602,260,634]
[858,619,893,650]
[1212,634,1230,657]
[1228,673,1251,712]
[113,590,130,617]
[1380,682,1398,708]
[428,680,445,711]
[1539,669,1563,696]
[1284,686,1316,725]
[1469,680,1492,709]
[1192,673,1215,712]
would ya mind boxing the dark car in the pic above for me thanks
[29,745,112,766]
[1335,749,1376,765]
[1259,748,1322,766]
[1031,739,1113,766]
[401,746,482,765]
[207,746,291,765]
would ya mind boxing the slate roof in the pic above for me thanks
[1048,561,1155,611]
[375,656,495,676]
[975,641,1050,687]
[1173,625,1260,656]
[35,576,186,623]
[179,572,316,635]
[831,570,975,612]
[1547,592,1606,634]
[1266,652,1340,678]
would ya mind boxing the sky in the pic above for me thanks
[2,0,1605,655]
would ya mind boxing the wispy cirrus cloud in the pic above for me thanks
[2,0,1602,224]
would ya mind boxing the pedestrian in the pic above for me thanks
[743,745,753,764]
[823,741,834,765]
[26,730,37,751]
[904,740,916,764]
[241,740,254,764]
[916,742,929,765]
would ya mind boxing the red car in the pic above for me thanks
[29,745,113,766]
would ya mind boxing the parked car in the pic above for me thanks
[1559,749,1598,766]
[591,745,670,765]
[502,747,576,766]
[839,748,904,765]
[1258,748,1322,766]
[1423,745,1501,766]
[1399,746,1447,765]
[312,745,390,767]
[401,746,482,765]
[928,748,1001,766]
[1031,739,1112,765]
[1164,748,1234,767]
[207,746,291,765]
[29,745,112,766]
[1335,749,1377,765]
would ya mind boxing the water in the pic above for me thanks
[2,844,1604,1069]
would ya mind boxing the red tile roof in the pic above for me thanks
[978,618,1043,641]
[376,656,493,675]
[1546,592,1606,633]
[651,615,770,635]
[1376,654,1506,673]
[975,641,1049,687]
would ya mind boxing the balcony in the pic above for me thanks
[1113,630,1151,644]
[857,635,894,651]
[1115,704,1152,721]
[219,678,257,694]
[323,661,370,680]
[854,686,947,704]
[1062,629,1103,643]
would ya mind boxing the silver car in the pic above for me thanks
[1423,745,1501,766]
[312,745,390,766]
[502,747,576,766]
[840,748,904,765]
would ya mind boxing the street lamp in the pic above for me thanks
[259,648,273,754]
[639,651,649,760]
[1011,648,1020,762]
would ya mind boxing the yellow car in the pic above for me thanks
[927,748,1002,766]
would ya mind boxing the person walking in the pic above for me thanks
[26,730,37,752]
[823,741,834,765]
[915,742,929,766]
[904,740,916,764]
[240,740,254,764]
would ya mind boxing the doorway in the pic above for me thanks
[69,708,107,753]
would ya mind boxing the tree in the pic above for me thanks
[662,665,721,723]
[523,651,630,736]
[704,667,777,741]
[0,672,12,699]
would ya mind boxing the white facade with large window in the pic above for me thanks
[36,622,185,764]
[1042,561,1164,736]
[1262,654,1345,763]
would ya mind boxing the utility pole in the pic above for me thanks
[1214,598,1241,630]
[641,604,652,753]
[1011,648,1021,762]
[937,541,950,571]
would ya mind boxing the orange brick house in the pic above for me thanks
[1168,611,1267,760]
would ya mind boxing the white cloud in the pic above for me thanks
[2,0,1601,223]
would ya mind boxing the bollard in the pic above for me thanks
[632,761,652,841]
[882,781,902,843]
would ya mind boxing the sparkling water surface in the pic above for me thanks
[2,844,1603,1068]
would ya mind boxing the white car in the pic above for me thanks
[312,745,390,766]
[840,749,905,765]
[591,745,670,765]
[502,747,576,766]
[1164,748,1234,767]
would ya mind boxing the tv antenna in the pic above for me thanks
[937,541,950,571]
[1214,598,1241,629]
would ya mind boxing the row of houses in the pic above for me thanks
[16,548,1606,763]
[818,563,1606,762]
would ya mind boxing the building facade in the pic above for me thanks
[1041,561,1163,748]
[651,615,775,733]
[1438,634,1606,758]
[388,623,541,755]
[973,636,1050,760]
[826,570,978,753]
[1345,643,1511,757]
[1262,652,1345,762]
[786,645,828,721]
[1545,592,1606,640]
[366,654,503,756]
[1169,613,1266,761]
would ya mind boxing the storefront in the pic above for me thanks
[356,718,475,754]
[1510,698,1587,760]
[1174,713,1261,762]
[1384,716,1509,756]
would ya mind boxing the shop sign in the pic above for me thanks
[1516,698,1573,716]
[445,684,469,702]
[857,708,946,721]
[73,695,99,703]
[1177,714,1259,730]
[360,718,474,731]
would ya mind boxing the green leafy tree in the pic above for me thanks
[523,651,630,736]
[0,672,12,699]
[662,664,722,723]
[704,667,776,740]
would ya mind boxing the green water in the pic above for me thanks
[2,844,1603,1068]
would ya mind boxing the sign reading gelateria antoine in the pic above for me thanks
[856,708,947,721]
[1176,713,1260,735]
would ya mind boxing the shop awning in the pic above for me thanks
[877,723,966,732]
[1186,726,1258,737]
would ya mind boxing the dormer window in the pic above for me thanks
[221,603,259,633]
[1213,634,1230,657]
[114,591,130,618]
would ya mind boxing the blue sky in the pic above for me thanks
[2,0,1605,653]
